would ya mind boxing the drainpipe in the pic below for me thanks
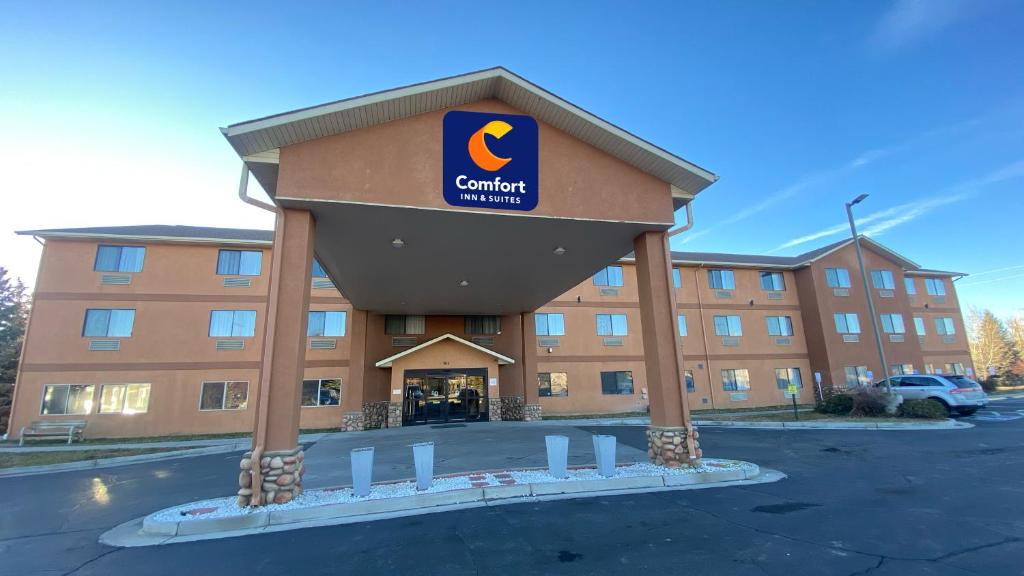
[668,202,694,237]
[694,265,717,410]
[238,164,277,213]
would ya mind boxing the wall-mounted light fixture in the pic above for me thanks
[391,238,405,249]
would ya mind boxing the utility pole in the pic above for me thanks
[846,194,892,393]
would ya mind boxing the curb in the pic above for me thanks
[128,463,761,542]
[0,444,245,478]
[693,419,972,430]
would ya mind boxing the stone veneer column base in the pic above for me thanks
[488,398,502,421]
[341,411,365,432]
[524,404,542,422]
[646,425,702,468]
[362,401,388,430]
[387,402,403,428]
[238,446,304,506]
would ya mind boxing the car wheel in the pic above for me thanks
[957,408,978,416]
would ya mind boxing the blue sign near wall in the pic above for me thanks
[443,110,538,211]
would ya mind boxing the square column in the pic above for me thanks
[239,208,315,506]
[341,309,368,431]
[634,231,701,467]
[522,312,541,421]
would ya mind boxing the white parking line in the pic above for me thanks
[965,409,1024,422]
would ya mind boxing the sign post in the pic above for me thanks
[787,383,799,421]
[814,371,823,402]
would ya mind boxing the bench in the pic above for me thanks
[19,420,88,446]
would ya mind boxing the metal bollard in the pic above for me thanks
[350,447,374,497]
[545,435,569,479]
[592,434,616,477]
[412,442,434,491]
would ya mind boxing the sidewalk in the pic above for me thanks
[0,431,332,453]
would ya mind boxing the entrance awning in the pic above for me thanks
[374,333,516,368]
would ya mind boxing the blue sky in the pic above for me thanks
[1,0,1022,317]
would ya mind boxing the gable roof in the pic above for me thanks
[16,225,273,245]
[374,333,515,368]
[221,67,717,199]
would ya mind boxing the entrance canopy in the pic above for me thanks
[222,67,717,314]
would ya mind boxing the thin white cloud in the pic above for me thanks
[870,0,971,52]
[963,264,1024,279]
[957,271,1024,288]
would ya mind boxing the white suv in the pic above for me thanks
[877,374,988,416]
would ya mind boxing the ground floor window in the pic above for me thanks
[722,369,751,391]
[99,383,151,414]
[301,378,341,406]
[924,364,935,374]
[200,381,248,410]
[600,371,634,395]
[538,372,568,397]
[944,362,965,375]
[40,384,95,415]
[890,363,914,376]
[685,370,695,392]
[775,368,802,389]
[844,365,870,387]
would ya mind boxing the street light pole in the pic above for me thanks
[846,194,892,393]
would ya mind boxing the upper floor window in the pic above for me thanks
[216,249,262,276]
[677,314,688,337]
[766,316,794,337]
[722,368,751,391]
[209,310,256,337]
[312,259,328,278]
[713,315,742,337]
[825,267,851,288]
[759,271,785,291]
[880,313,906,334]
[94,245,145,273]
[41,384,95,415]
[871,269,895,290]
[99,383,151,414]
[925,278,946,296]
[83,308,135,338]
[596,313,628,336]
[904,277,917,295]
[935,317,956,335]
[834,313,861,334]
[593,266,624,287]
[385,315,425,335]
[600,371,634,395]
[307,311,346,337]
[707,269,735,290]
[535,313,565,336]
[913,317,926,336]
[465,315,501,335]
[775,367,803,389]
[672,268,682,288]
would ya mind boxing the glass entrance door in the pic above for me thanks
[402,369,488,425]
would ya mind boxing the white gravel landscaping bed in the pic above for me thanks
[150,458,755,523]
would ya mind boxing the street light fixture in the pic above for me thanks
[845,194,892,393]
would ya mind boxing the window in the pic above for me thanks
[301,378,341,407]
[707,269,735,290]
[722,369,751,391]
[713,315,742,337]
[385,315,425,335]
[216,249,262,276]
[759,271,785,291]
[209,310,257,337]
[593,266,624,287]
[825,267,852,288]
[538,372,568,397]
[904,277,917,295]
[199,381,249,410]
[677,314,688,337]
[890,364,914,375]
[99,383,150,414]
[880,314,906,334]
[844,365,870,387]
[925,278,946,296]
[935,317,956,335]
[535,313,565,336]
[600,371,634,395]
[913,317,926,336]
[684,370,695,393]
[307,311,346,337]
[924,363,935,374]
[94,245,145,273]
[672,268,682,288]
[775,368,803,389]
[312,259,328,278]
[766,316,794,337]
[40,384,95,415]
[834,313,861,334]
[871,269,895,290]
[465,315,500,335]
[596,314,628,336]
[944,362,965,375]
[83,309,135,337]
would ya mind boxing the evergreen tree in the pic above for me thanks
[0,267,30,383]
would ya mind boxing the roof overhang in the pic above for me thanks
[222,67,717,208]
[375,333,515,368]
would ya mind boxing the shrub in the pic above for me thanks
[898,399,948,419]
[847,386,891,417]
[0,383,12,435]
[816,393,853,415]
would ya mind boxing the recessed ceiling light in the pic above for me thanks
[458,280,470,287]
[391,238,405,249]
[553,246,566,256]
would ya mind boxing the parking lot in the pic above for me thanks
[2,398,1023,575]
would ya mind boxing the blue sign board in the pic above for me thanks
[443,110,538,211]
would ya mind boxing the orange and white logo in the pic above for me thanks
[467,120,513,172]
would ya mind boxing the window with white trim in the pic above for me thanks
[925,278,946,296]
[775,368,803,389]
[708,269,735,290]
[216,250,262,276]
[825,267,852,288]
[301,378,341,406]
[677,314,688,337]
[713,315,742,337]
[871,269,895,290]
[209,310,256,337]
[385,315,425,335]
[83,309,135,337]
[759,271,785,291]
[844,365,870,387]
[99,383,150,414]
[904,277,917,295]
[307,311,346,337]
[834,313,861,334]
[596,314,628,336]
[722,369,751,391]
[935,317,956,335]
[535,313,565,336]
[538,372,568,397]
[40,384,95,415]
[766,316,794,336]
[94,245,145,273]
[913,317,926,336]
[880,314,906,334]
[593,266,624,287]
[199,381,248,410]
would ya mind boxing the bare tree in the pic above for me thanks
[968,307,1018,378]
